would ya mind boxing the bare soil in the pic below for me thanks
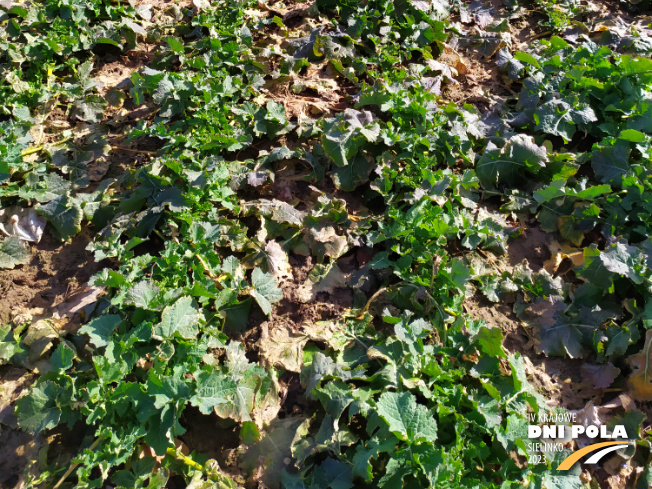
[179,409,244,483]
[507,225,551,272]
[0,426,43,489]
[0,228,102,326]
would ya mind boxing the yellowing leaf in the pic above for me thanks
[250,268,283,315]
[543,240,584,274]
[265,240,292,281]
[297,263,347,303]
[258,323,307,373]
[627,329,652,401]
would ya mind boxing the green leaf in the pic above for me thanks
[153,75,174,104]
[0,155,10,183]
[576,245,614,287]
[125,281,160,309]
[534,100,596,140]
[311,457,354,489]
[497,49,526,79]
[476,398,502,428]
[165,36,184,54]
[191,369,259,422]
[591,139,631,184]
[38,194,83,241]
[619,128,646,143]
[281,469,308,489]
[300,353,352,399]
[604,322,639,357]
[0,324,19,364]
[144,404,176,456]
[331,154,375,191]
[15,380,62,433]
[321,110,378,167]
[495,413,530,453]
[315,380,355,420]
[223,299,253,335]
[473,326,506,358]
[190,371,235,415]
[265,101,286,124]
[19,172,71,202]
[376,391,437,443]
[148,370,191,409]
[240,421,260,444]
[153,296,203,339]
[250,268,283,315]
[514,51,541,69]
[51,342,75,371]
[377,449,412,488]
[542,469,583,488]
[95,37,121,47]
[351,438,397,482]
[79,315,122,348]
[72,95,108,123]
[577,242,647,286]
[476,134,547,189]
[0,236,31,269]
[523,296,584,357]
[599,241,647,284]
[517,296,616,358]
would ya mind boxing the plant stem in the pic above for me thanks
[53,438,102,489]
[21,135,74,157]
[165,447,204,471]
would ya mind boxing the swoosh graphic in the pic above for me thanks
[584,444,629,464]
[557,441,629,471]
